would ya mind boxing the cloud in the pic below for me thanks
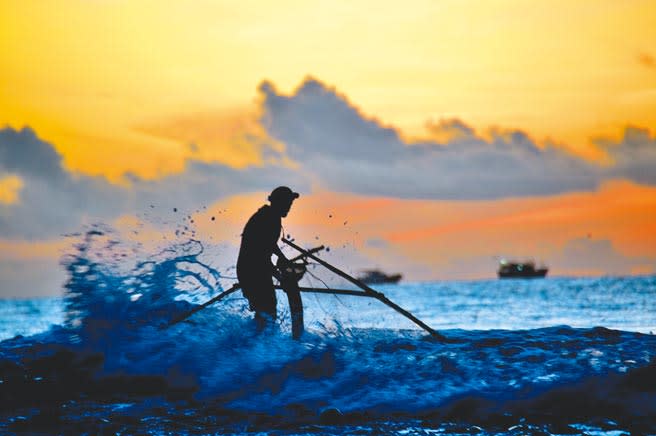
[0,126,307,239]
[600,126,656,185]
[365,238,389,249]
[259,78,656,200]
[2,77,655,241]
[424,118,476,143]
[0,127,124,238]
[259,79,597,199]
[551,237,654,277]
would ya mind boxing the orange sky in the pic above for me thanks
[2,1,655,180]
[128,181,656,279]
[0,1,655,296]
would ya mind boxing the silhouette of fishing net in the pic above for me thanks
[277,245,417,334]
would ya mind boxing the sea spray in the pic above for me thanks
[2,227,656,433]
[52,227,342,403]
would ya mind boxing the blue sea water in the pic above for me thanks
[1,230,655,435]
[2,276,655,341]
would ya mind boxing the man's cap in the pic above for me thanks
[269,186,300,202]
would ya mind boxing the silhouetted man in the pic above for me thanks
[237,186,303,338]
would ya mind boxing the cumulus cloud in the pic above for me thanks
[2,77,655,238]
[0,126,307,239]
[551,238,654,277]
[424,118,476,143]
[260,78,656,200]
[601,126,656,185]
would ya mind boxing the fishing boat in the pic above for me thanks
[498,260,548,279]
[356,269,402,284]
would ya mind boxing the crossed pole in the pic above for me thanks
[164,240,446,341]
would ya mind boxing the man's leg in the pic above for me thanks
[282,276,304,340]
[254,310,275,332]
[253,285,277,333]
[241,274,278,333]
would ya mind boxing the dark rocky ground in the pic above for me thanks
[1,342,655,435]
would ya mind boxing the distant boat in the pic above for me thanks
[357,269,403,284]
[498,260,548,279]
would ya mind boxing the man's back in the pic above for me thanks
[237,205,281,275]
[236,186,301,336]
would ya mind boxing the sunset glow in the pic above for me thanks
[1,0,655,296]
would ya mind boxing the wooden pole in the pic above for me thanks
[164,242,448,340]
[165,245,326,329]
[164,284,241,329]
[282,238,446,340]
[293,286,370,297]
[290,245,324,262]
[165,284,371,329]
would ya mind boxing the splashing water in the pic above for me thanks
[50,228,344,404]
[2,228,656,434]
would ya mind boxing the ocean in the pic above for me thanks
[1,230,655,435]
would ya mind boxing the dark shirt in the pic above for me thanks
[237,205,281,278]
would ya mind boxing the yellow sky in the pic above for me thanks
[0,175,23,205]
[1,0,655,293]
[1,0,655,181]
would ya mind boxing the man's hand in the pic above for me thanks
[276,255,293,270]
[272,257,290,281]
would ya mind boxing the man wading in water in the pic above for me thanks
[237,186,304,339]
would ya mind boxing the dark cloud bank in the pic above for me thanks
[260,78,656,199]
[1,77,656,240]
[0,127,305,239]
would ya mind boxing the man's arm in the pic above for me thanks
[273,244,290,265]
[270,245,286,281]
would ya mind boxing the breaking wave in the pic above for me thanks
[1,229,655,434]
